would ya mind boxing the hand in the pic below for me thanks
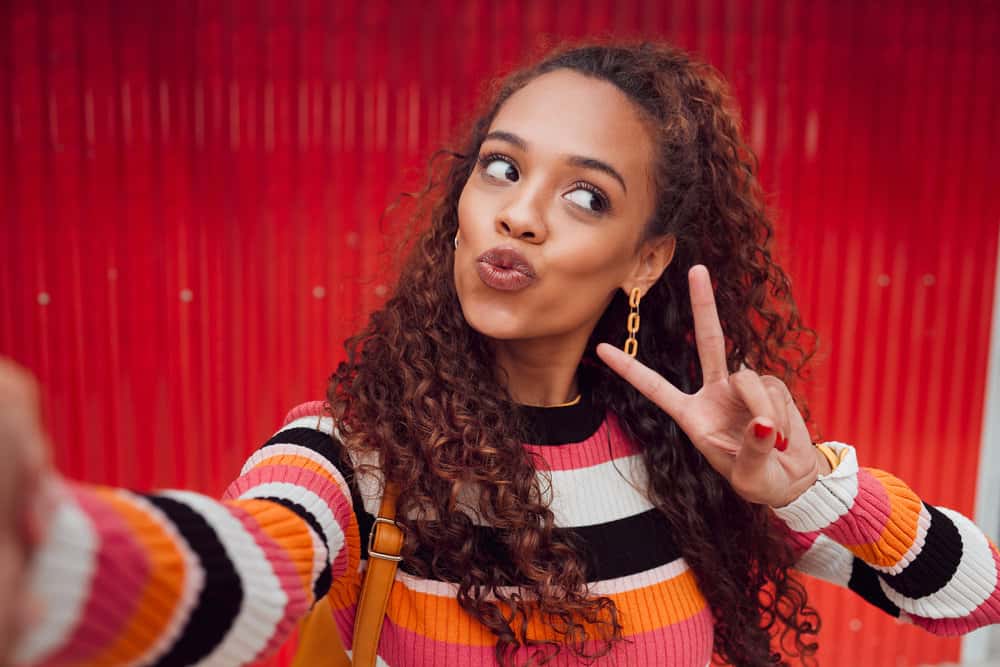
[0,359,51,665]
[596,265,826,508]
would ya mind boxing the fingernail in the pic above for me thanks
[753,422,773,439]
[775,432,788,452]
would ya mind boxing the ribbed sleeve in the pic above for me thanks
[15,401,359,667]
[777,441,1000,634]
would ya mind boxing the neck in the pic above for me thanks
[490,329,591,407]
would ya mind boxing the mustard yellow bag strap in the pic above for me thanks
[352,483,403,667]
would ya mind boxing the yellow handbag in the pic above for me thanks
[291,485,403,667]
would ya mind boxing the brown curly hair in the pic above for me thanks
[328,40,821,666]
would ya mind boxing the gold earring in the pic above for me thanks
[624,287,641,358]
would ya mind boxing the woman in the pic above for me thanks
[4,41,999,666]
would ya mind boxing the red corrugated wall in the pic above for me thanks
[2,1,999,665]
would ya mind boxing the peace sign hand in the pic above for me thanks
[596,265,830,508]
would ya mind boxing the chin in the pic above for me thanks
[458,296,530,341]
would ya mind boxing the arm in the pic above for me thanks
[776,441,1000,634]
[15,401,359,666]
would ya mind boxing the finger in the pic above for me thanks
[729,368,781,470]
[762,377,791,452]
[0,358,41,418]
[729,368,779,427]
[596,342,688,417]
[688,266,728,385]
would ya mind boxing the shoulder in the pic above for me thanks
[283,400,330,428]
[276,401,385,514]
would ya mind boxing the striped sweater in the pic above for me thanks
[15,390,1000,666]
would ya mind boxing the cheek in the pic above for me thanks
[456,181,479,234]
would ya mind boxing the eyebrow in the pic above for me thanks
[483,130,628,195]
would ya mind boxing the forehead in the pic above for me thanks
[489,69,654,176]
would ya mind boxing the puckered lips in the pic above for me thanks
[475,245,537,291]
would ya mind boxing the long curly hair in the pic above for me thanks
[327,40,820,666]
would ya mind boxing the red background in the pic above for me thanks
[2,1,999,665]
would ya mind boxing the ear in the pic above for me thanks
[622,234,676,297]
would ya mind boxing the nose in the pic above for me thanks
[495,187,547,244]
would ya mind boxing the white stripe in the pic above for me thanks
[586,558,690,595]
[240,442,351,499]
[241,442,341,478]
[393,558,690,599]
[160,491,288,667]
[880,507,998,619]
[772,442,860,532]
[370,453,654,528]
[14,497,97,664]
[307,518,331,591]
[546,454,654,527]
[392,571,458,597]
[278,415,337,438]
[237,482,342,565]
[120,492,206,667]
[870,504,931,576]
[792,533,854,587]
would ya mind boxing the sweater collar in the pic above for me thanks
[516,372,605,445]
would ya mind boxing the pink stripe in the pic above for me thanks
[822,469,893,546]
[328,515,354,584]
[908,542,1000,635]
[43,487,152,664]
[228,464,352,515]
[365,606,714,667]
[283,400,327,425]
[524,413,641,471]
[332,602,358,648]
[227,464,355,580]
[772,517,821,560]
[225,503,311,662]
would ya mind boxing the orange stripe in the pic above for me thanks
[232,498,320,594]
[325,512,363,610]
[847,470,923,567]
[382,568,707,646]
[80,490,187,667]
[242,454,355,592]
[252,453,345,489]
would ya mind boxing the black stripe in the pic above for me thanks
[881,503,963,599]
[261,496,333,600]
[574,508,680,580]
[144,495,243,667]
[848,557,901,617]
[379,508,680,583]
[263,427,348,475]
[261,423,369,539]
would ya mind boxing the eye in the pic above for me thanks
[478,153,519,182]
[564,183,610,214]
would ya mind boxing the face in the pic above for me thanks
[453,68,669,345]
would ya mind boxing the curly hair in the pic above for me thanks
[327,40,821,666]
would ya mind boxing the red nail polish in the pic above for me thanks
[775,432,788,452]
[753,422,773,439]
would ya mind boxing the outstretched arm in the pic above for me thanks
[15,400,359,667]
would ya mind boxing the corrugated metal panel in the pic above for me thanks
[2,1,998,665]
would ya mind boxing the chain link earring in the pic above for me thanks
[454,233,459,249]
[624,287,641,358]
